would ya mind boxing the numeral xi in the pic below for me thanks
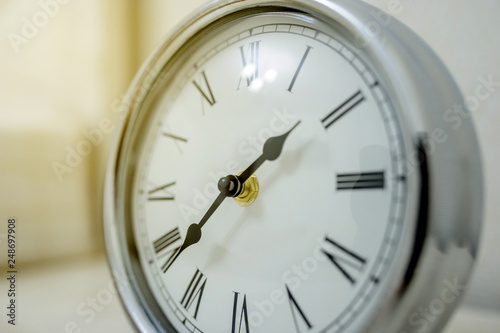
[163,132,188,154]
[193,70,216,107]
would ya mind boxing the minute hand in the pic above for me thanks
[163,191,227,272]
[163,120,301,272]
[239,121,301,183]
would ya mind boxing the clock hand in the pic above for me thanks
[163,175,241,271]
[165,121,301,271]
[238,120,301,183]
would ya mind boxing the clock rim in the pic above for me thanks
[103,1,483,332]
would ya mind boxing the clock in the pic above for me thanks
[103,1,483,332]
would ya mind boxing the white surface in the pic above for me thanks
[0,254,498,333]
[0,255,135,333]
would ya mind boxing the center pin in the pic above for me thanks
[234,173,259,207]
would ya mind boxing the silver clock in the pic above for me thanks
[104,1,483,332]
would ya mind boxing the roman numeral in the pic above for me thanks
[193,70,216,107]
[337,171,385,190]
[163,133,187,143]
[152,226,182,273]
[321,236,366,284]
[154,227,181,253]
[163,132,188,154]
[238,41,261,89]
[321,90,365,129]
[181,268,207,320]
[231,292,250,333]
[286,285,313,333]
[287,45,313,92]
[148,181,176,201]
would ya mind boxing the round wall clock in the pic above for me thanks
[104,1,483,332]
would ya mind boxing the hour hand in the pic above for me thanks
[162,122,301,272]
[239,120,301,182]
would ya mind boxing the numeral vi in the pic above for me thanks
[231,292,250,333]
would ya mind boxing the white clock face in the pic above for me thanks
[132,12,409,333]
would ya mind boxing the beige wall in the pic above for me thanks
[0,0,136,263]
[135,0,207,63]
[0,0,208,265]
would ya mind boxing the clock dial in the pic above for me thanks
[132,12,409,333]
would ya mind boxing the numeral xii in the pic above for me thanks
[238,41,260,88]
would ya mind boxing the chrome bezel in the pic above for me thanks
[104,1,483,332]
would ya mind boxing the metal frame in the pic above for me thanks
[104,1,483,332]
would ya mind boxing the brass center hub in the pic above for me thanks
[234,174,259,207]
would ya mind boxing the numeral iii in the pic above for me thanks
[337,171,385,190]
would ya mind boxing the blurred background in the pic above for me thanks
[0,0,498,332]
